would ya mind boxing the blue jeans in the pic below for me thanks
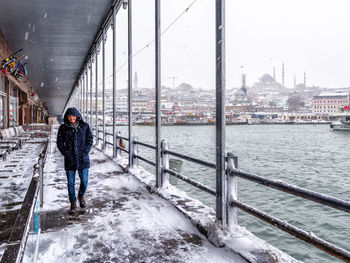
[66,168,89,203]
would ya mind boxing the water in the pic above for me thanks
[112,124,350,263]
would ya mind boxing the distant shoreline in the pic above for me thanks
[105,122,331,127]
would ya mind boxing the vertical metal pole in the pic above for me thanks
[85,66,88,121]
[82,74,85,117]
[113,6,117,158]
[82,74,84,116]
[215,0,226,226]
[132,135,138,167]
[95,51,98,141]
[39,153,44,207]
[128,0,133,167]
[80,77,83,112]
[161,139,169,187]
[155,0,162,188]
[2,150,7,162]
[116,131,121,158]
[76,79,79,111]
[78,78,81,111]
[90,60,93,126]
[104,129,107,149]
[85,69,88,119]
[227,152,238,230]
[102,30,106,148]
[82,72,84,117]
[83,70,86,118]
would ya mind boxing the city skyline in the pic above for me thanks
[111,0,350,91]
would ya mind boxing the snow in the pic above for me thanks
[1,128,300,263]
[127,163,302,263]
[0,143,45,212]
[22,136,248,262]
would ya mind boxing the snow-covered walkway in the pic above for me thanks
[22,141,247,262]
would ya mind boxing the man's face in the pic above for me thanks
[68,115,77,124]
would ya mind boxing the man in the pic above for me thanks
[57,107,93,214]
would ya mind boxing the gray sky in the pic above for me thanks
[113,0,350,90]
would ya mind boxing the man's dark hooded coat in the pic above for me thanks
[57,107,93,171]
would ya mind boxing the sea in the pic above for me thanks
[112,124,350,263]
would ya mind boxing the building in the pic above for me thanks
[132,96,148,112]
[312,93,349,114]
[116,97,128,112]
[0,32,46,127]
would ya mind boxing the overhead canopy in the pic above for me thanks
[0,0,113,115]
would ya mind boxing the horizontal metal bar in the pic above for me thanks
[231,199,350,263]
[229,169,350,214]
[105,132,113,136]
[134,154,156,167]
[105,141,113,146]
[164,149,216,169]
[134,140,156,150]
[164,168,216,196]
[117,135,129,141]
[116,146,129,153]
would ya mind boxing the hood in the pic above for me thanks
[64,107,83,124]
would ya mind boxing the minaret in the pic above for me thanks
[282,63,285,87]
[304,72,306,88]
[134,71,138,90]
[241,74,247,95]
[294,75,296,89]
[273,67,276,81]
[242,74,246,88]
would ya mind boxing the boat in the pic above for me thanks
[330,118,350,131]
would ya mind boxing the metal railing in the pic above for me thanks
[0,142,49,263]
[60,0,350,260]
[115,131,350,263]
[227,166,350,262]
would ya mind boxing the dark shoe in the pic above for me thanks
[69,202,78,214]
[78,195,86,208]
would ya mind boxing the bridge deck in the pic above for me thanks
[19,142,246,262]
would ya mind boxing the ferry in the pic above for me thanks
[330,118,350,131]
